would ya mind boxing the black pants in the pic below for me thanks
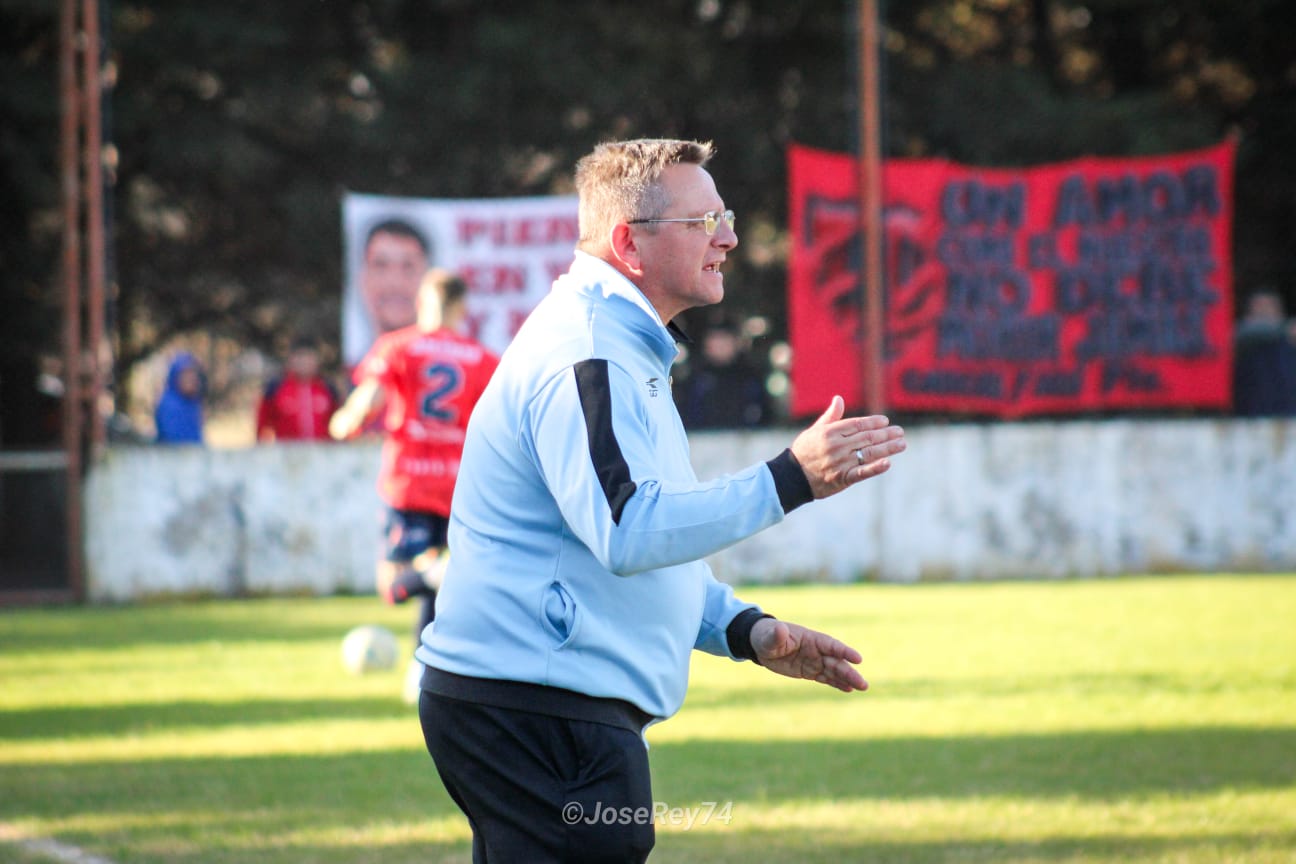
[419,690,655,863]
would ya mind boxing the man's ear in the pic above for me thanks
[610,223,645,275]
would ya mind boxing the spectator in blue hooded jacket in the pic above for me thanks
[154,352,206,444]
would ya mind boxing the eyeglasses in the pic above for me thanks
[627,209,736,236]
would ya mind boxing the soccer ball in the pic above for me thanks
[341,624,399,675]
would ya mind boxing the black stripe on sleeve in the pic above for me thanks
[573,359,637,525]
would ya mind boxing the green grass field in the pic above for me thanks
[2,575,1294,863]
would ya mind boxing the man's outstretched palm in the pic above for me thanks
[750,618,869,693]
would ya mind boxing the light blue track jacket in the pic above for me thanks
[416,252,807,721]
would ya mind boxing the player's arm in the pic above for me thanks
[328,379,386,440]
[255,378,282,442]
[255,397,273,442]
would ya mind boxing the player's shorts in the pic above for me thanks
[383,508,449,563]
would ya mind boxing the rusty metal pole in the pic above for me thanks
[857,0,886,415]
[59,0,85,599]
[82,0,106,450]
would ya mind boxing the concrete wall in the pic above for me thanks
[85,442,384,601]
[84,419,1296,601]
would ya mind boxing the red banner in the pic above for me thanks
[787,141,1235,417]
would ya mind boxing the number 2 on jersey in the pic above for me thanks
[421,362,463,422]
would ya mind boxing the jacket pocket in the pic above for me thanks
[540,581,580,649]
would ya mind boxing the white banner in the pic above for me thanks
[341,192,580,366]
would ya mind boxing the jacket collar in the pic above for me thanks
[562,251,686,362]
[567,251,662,322]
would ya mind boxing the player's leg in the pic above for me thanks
[391,512,448,610]
[403,514,449,704]
[405,590,437,706]
[417,544,451,593]
[415,590,437,638]
[387,565,432,604]
[378,508,433,605]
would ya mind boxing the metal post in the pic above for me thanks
[82,0,107,450]
[59,0,85,599]
[857,0,886,414]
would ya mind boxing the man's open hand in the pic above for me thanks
[789,395,906,499]
[750,618,868,693]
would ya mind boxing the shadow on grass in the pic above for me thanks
[9,827,1294,864]
[648,727,1296,801]
[10,840,473,864]
[5,726,1293,810]
[2,748,475,862]
[0,597,390,651]
[3,730,1294,863]
[0,697,414,740]
[652,827,1296,864]
[1,748,457,828]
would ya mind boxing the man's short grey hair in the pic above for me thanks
[574,138,715,251]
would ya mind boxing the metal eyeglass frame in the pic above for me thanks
[626,209,735,236]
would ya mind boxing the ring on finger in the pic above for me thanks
[853,449,864,465]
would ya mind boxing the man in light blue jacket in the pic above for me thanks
[416,138,907,863]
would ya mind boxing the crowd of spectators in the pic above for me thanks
[7,287,1296,452]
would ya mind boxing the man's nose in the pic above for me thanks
[713,223,738,250]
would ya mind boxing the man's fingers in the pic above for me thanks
[840,435,906,484]
[822,657,868,691]
[814,395,846,428]
[810,631,862,663]
[829,642,863,665]
[836,422,904,446]
[857,434,907,463]
[831,413,890,437]
[856,458,892,481]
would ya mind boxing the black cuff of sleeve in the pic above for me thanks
[766,448,814,513]
[726,607,775,665]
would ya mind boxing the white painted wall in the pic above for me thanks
[85,442,383,601]
[84,419,1296,601]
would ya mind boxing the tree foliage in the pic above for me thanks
[2,0,1292,403]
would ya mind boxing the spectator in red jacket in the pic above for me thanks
[255,337,341,442]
